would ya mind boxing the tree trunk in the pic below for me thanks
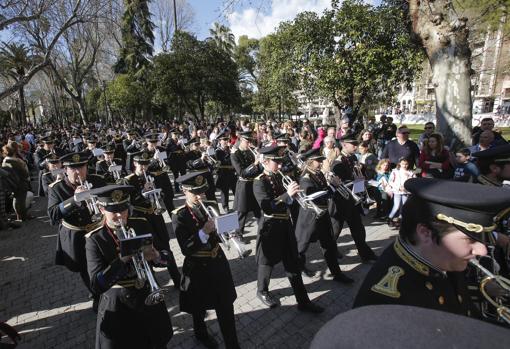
[77,98,88,125]
[18,86,26,126]
[409,0,472,148]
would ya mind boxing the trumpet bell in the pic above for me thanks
[145,288,169,306]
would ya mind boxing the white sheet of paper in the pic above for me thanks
[215,212,240,236]
[156,151,167,160]
[92,148,104,157]
[367,179,378,187]
[109,165,122,172]
[352,179,365,194]
[73,138,82,145]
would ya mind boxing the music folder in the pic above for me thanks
[215,212,239,236]
[109,164,122,173]
[92,148,104,157]
[120,234,153,257]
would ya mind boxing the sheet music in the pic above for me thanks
[215,212,240,236]
[352,179,365,194]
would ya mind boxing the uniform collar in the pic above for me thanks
[477,174,502,187]
[394,237,446,277]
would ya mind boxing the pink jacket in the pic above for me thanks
[313,128,326,149]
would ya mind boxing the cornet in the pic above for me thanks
[108,161,122,180]
[469,258,510,325]
[76,177,102,222]
[116,214,168,305]
[325,171,351,200]
[198,199,251,259]
[277,170,326,217]
[142,172,165,215]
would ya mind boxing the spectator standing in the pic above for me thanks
[418,133,453,179]
[417,122,435,149]
[381,125,420,169]
[472,117,507,146]
[357,141,378,180]
[2,143,31,221]
[357,129,377,155]
[453,148,480,182]
[468,130,494,156]
[373,159,392,219]
[321,136,341,173]
[387,158,415,227]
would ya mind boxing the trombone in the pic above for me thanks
[198,199,251,259]
[142,172,165,215]
[116,214,169,305]
[277,170,326,217]
[469,258,510,325]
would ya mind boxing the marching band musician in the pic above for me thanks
[231,131,262,239]
[172,171,240,349]
[473,144,510,187]
[215,131,237,213]
[85,185,173,349]
[118,150,181,288]
[253,145,324,313]
[95,144,125,184]
[184,138,217,201]
[330,136,378,263]
[34,136,65,196]
[294,148,354,283]
[47,152,107,309]
[165,129,187,193]
[41,153,64,197]
[83,136,101,174]
[353,178,510,320]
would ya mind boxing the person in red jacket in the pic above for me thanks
[418,133,453,179]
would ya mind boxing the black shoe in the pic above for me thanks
[333,273,354,284]
[195,333,218,349]
[257,291,280,308]
[301,267,316,278]
[297,301,324,314]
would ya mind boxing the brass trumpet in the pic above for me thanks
[469,258,510,325]
[277,170,325,217]
[198,199,251,259]
[116,214,169,305]
[142,172,165,215]
[325,171,351,200]
[76,176,102,222]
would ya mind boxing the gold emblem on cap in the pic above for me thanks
[72,154,81,163]
[111,190,123,203]
[195,175,204,186]
[142,152,150,159]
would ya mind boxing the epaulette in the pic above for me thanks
[96,159,105,164]
[150,170,164,176]
[202,200,217,205]
[85,223,103,238]
[49,179,63,188]
[42,171,52,177]
[171,205,186,215]
[126,173,136,179]
[128,217,148,222]
[302,173,310,179]
[255,173,265,180]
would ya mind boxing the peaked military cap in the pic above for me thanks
[145,133,160,143]
[40,136,55,144]
[44,152,61,164]
[472,144,510,163]
[339,134,359,145]
[60,152,90,167]
[132,150,153,164]
[215,130,229,141]
[259,145,286,161]
[90,184,134,212]
[404,178,510,241]
[275,133,290,143]
[239,131,254,141]
[103,144,116,154]
[176,170,209,194]
[300,147,325,161]
[86,136,98,143]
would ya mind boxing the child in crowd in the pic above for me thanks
[387,157,415,227]
[453,148,480,182]
[373,159,392,219]
[357,141,378,180]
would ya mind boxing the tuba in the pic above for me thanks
[469,258,510,325]
[198,199,251,259]
[116,214,169,305]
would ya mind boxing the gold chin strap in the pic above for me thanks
[493,207,510,224]
[436,213,496,233]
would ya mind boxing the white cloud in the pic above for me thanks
[227,0,332,40]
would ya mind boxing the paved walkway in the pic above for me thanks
[1,192,397,348]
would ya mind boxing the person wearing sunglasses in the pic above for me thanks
[381,125,420,169]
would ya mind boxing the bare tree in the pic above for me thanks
[152,0,195,52]
[0,0,49,31]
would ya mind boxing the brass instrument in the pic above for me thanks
[198,199,251,259]
[142,172,165,215]
[469,258,510,325]
[116,214,169,305]
[108,161,122,180]
[76,176,102,222]
[351,163,375,206]
[277,170,326,217]
[325,171,351,200]
[153,148,170,171]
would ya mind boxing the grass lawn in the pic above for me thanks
[405,124,510,142]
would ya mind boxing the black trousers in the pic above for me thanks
[298,229,342,276]
[237,209,260,236]
[331,202,376,260]
[192,303,240,349]
[257,264,310,305]
[218,181,236,211]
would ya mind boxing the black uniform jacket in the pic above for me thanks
[47,174,107,271]
[215,147,237,188]
[253,171,299,268]
[165,139,186,171]
[85,217,172,349]
[96,158,125,184]
[294,171,334,252]
[353,237,476,318]
[231,148,261,212]
[171,202,236,313]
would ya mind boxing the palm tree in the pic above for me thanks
[209,22,236,57]
[0,43,37,125]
